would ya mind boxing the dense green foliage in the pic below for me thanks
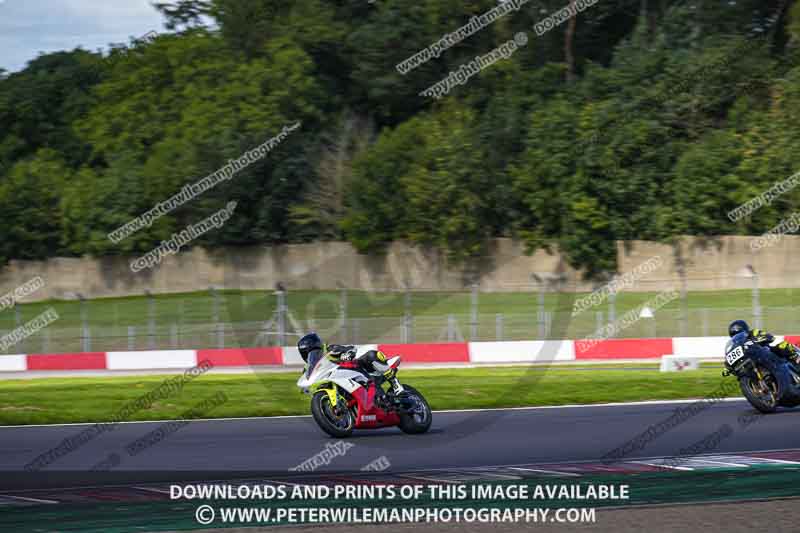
[1,0,799,277]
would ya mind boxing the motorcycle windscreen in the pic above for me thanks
[726,331,748,354]
[305,349,324,379]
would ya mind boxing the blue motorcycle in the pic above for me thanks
[722,331,800,413]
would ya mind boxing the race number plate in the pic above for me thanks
[726,346,746,366]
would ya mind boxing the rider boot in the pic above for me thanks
[773,341,800,365]
[357,349,397,408]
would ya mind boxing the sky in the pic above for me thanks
[0,0,165,73]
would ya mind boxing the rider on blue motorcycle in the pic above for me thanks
[728,320,800,366]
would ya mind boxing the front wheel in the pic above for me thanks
[740,368,780,414]
[397,385,432,434]
[310,390,354,438]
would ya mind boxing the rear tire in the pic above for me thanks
[310,391,354,438]
[740,368,780,414]
[397,385,432,434]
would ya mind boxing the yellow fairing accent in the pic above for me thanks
[313,383,338,406]
[323,344,338,362]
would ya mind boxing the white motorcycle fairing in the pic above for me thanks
[296,356,367,394]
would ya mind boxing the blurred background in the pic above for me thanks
[2,0,800,352]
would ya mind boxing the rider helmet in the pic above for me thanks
[728,320,749,338]
[297,332,323,363]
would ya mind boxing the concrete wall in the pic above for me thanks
[1,235,798,301]
[0,239,584,300]
[617,235,800,290]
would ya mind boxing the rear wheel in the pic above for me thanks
[740,367,780,414]
[310,390,354,438]
[397,385,432,434]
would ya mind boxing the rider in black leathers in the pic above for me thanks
[728,320,800,366]
[297,332,395,402]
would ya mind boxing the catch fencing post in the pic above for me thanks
[608,275,616,326]
[495,313,504,341]
[537,287,545,339]
[146,290,156,349]
[404,286,413,344]
[608,289,616,329]
[170,324,179,348]
[276,283,287,347]
[128,326,136,350]
[532,273,561,340]
[79,294,90,352]
[752,272,762,329]
[545,310,553,337]
[339,286,348,341]
[739,265,762,330]
[447,315,456,342]
[14,307,22,352]
[470,283,479,340]
[210,286,224,348]
[178,299,185,327]
[702,308,709,337]
[678,264,688,337]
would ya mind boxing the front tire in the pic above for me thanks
[397,385,432,434]
[740,368,780,414]
[310,391,354,438]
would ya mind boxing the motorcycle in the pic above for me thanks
[296,349,432,438]
[723,331,800,413]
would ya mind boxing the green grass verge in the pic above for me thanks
[0,365,735,426]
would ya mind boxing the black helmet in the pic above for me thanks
[297,332,322,362]
[728,320,749,338]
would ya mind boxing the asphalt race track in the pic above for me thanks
[2,397,800,490]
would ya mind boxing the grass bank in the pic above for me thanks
[0,365,735,426]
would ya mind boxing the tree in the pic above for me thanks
[0,150,68,264]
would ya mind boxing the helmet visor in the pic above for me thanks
[305,349,323,379]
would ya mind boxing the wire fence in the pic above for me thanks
[1,281,797,354]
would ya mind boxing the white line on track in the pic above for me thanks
[396,474,460,484]
[686,458,748,468]
[508,467,580,477]
[0,397,749,429]
[0,494,58,504]
[632,461,694,471]
[747,457,800,465]
[132,486,171,495]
